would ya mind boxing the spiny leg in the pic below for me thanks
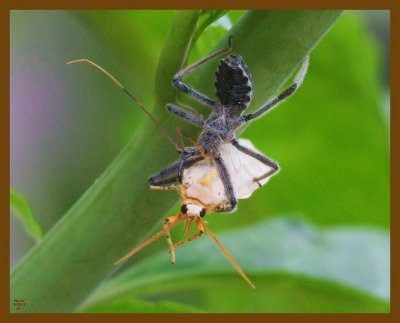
[242,55,309,122]
[173,35,233,107]
[214,157,238,212]
[175,100,205,118]
[167,103,205,128]
[177,147,203,183]
[173,217,204,249]
[231,139,279,185]
[176,128,209,162]
[149,176,182,187]
[200,218,255,289]
[149,155,204,186]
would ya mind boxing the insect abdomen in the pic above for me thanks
[215,55,253,111]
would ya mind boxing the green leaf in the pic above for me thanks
[176,273,390,313]
[227,11,390,230]
[10,10,202,313]
[192,10,230,45]
[85,218,389,311]
[71,10,176,142]
[81,274,390,313]
[10,10,342,313]
[185,11,343,114]
[10,188,43,241]
[79,298,202,313]
[82,274,389,313]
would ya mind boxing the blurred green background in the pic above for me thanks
[10,10,390,313]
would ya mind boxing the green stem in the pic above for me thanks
[10,10,201,313]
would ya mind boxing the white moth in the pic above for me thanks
[183,138,274,209]
[116,139,276,289]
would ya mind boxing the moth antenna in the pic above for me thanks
[201,219,256,289]
[183,218,193,236]
[175,127,186,152]
[66,58,180,151]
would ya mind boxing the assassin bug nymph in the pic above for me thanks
[148,36,309,212]
[66,56,266,288]
[67,35,309,288]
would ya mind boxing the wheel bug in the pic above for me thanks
[148,36,309,212]
[66,59,272,289]
[67,35,308,288]
[115,138,275,288]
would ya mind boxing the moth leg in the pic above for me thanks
[149,184,179,191]
[163,214,185,264]
[173,217,204,249]
[201,218,256,289]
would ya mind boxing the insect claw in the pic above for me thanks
[253,179,262,188]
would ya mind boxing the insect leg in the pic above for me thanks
[166,103,205,128]
[231,139,279,186]
[175,100,205,118]
[173,217,204,249]
[149,184,179,191]
[114,213,183,266]
[214,157,238,212]
[172,35,233,107]
[163,214,185,264]
[149,155,204,186]
[201,218,255,289]
[242,56,309,122]
[176,147,204,183]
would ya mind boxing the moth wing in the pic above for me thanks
[183,159,227,206]
[220,138,274,199]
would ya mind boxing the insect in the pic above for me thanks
[114,138,275,288]
[67,35,309,288]
[148,36,309,213]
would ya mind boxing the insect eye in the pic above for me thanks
[181,204,188,214]
[200,208,206,217]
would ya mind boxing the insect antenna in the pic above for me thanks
[66,58,180,151]
[175,127,186,153]
[182,218,194,236]
[201,219,256,289]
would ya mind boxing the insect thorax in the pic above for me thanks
[215,54,253,114]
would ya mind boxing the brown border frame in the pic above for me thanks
[2,0,398,321]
